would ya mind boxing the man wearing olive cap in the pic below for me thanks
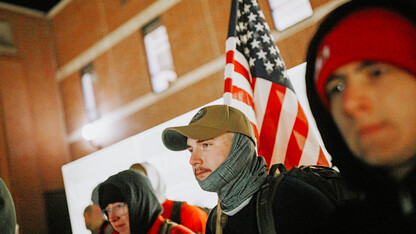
[162,105,334,234]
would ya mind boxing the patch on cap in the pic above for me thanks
[190,108,207,124]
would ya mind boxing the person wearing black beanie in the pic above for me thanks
[98,170,193,234]
[305,0,416,232]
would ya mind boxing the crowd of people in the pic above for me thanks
[2,0,415,233]
[162,0,416,233]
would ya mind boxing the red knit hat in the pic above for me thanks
[314,8,416,106]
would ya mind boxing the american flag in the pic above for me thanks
[223,0,329,169]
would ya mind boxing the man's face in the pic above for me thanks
[187,133,233,181]
[326,61,416,173]
[104,202,130,234]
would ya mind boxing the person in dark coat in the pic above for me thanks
[98,170,193,234]
[304,0,416,232]
[162,105,335,233]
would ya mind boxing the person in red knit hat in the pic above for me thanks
[305,0,416,232]
[98,170,193,234]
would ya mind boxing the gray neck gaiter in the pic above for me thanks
[198,133,268,212]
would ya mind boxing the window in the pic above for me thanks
[0,20,16,54]
[80,63,100,122]
[268,0,313,31]
[143,18,177,93]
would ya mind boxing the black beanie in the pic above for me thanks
[98,183,126,210]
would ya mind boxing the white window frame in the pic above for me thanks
[268,0,313,31]
[143,18,177,93]
[81,64,100,122]
[0,20,16,54]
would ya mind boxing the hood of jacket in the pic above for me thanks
[304,0,416,193]
[99,170,162,234]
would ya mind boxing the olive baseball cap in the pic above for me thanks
[162,105,256,151]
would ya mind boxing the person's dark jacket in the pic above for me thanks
[206,175,335,234]
[305,1,416,232]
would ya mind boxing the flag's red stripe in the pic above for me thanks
[224,78,233,93]
[250,122,260,145]
[234,60,252,88]
[231,85,254,108]
[226,50,234,64]
[258,83,286,165]
[251,76,257,90]
[229,95,258,141]
[225,49,235,94]
[316,148,329,166]
[231,49,258,92]
[284,102,309,170]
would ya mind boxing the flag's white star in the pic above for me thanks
[236,37,241,46]
[246,30,253,39]
[244,47,250,56]
[282,70,289,81]
[275,57,285,67]
[239,22,246,31]
[241,34,248,44]
[269,46,277,55]
[261,34,271,43]
[249,57,256,67]
[254,22,264,31]
[264,60,274,72]
[251,39,260,49]
[257,49,267,60]
[248,12,257,22]
[244,4,251,13]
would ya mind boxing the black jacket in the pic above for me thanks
[206,176,334,234]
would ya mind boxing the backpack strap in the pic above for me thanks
[256,164,286,234]
[207,205,218,233]
[171,201,184,224]
[269,163,287,175]
[159,219,178,234]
